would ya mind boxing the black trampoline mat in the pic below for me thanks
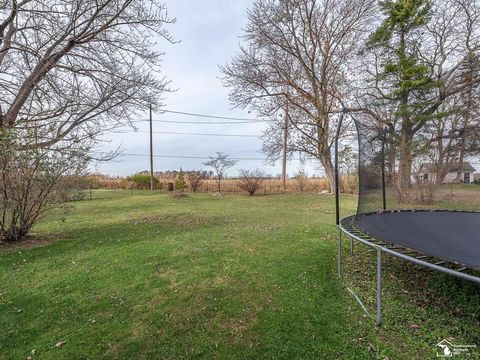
[354,211,480,269]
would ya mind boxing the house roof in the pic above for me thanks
[420,162,476,173]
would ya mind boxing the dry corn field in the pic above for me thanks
[188,178,332,194]
[82,175,359,194]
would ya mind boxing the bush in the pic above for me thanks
[294,170,309,192]
[174,170,188,191]
[127,174,159,190]
[0,133,88,243]
[238,169,265,196]
[187,171,205,192]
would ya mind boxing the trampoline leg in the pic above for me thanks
[350,237,354,256]
[338,229,342,278]
[376,248,382,327]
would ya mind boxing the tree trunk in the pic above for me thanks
[396,121,413,202]
[315,111,336,193]
[318,146,335,193]
[324,157,336,193]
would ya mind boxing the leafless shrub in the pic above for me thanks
[414,182,437,205]
[187,171,206,193]
[0,135,88,243]
[238,169,265,196]
[295,170,309,192]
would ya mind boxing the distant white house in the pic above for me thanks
[475,173,480,182]
[419,162,476,184]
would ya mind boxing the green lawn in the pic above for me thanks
[0,192,479,359]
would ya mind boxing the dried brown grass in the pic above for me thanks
[81,174,360,194]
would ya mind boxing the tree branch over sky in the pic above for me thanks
[0,0,174,151]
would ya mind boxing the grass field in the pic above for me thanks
[0,191,479,359]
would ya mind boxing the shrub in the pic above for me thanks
[0,133,88,243]
[187,171,205,192]
[238,169,265,196]
[127,174,159,190]
[295,170,309,192]
[174,170,188,191]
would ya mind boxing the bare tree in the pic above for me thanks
[221,0,376,192]
[203,152,237,193]
[0,0,174,241]
[238,169,265,195]
[187,171,206,193]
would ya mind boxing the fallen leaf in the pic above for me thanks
[55,340,66,348]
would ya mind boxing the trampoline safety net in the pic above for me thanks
[352,115,480,215]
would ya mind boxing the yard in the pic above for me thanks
[0,190,479,359]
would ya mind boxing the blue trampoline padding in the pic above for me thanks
[354,210,480,269]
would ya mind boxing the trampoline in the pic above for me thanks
[354,210,480,270]
[334,108,480,326]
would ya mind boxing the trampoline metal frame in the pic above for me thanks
[337,215,480,327]
[334,108,480,327]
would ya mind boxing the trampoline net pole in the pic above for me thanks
[381,129,387,211]
[334,110,345,225]
[338,229,342,277]
[376,248,383,326]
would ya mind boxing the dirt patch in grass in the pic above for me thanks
[0,232,65,251]
[237,222,285,234]
[169,192,189,199]
[128,213,228,229]
[220,317,254,342]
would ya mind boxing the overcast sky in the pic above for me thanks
[92,0,318,178]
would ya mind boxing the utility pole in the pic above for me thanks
[149,103,154,191]
[282,98,289,193]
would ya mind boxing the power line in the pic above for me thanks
[160,109,264,121]
[113,153,306,161]
[132,119,265,124]
[113,130,259,138]
[118,153,269,161]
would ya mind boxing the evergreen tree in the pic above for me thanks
[367,0,442,200]
[174,169,188,192]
